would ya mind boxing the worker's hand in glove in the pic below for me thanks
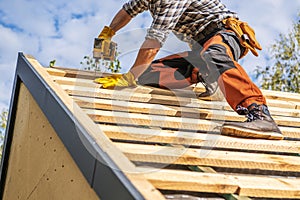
[94,72,137,89]
[98,26,115,40]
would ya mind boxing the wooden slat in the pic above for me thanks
[186,166,252,200]
[263,89,300,103]
[99,125,300,154]
[272,115,300,127]
[85,108,219,131]
[236,175,300,198]
[63,85,153,103]
[139,168,300,199]
[281,126,300,138]
[46,68,67,77]
[269,106,300,117]
[54,75,97,88]
[74,96,178,116]
[116,142,300,172]
[267,99,300,110]
[140,168,239,195]
[50,66,112,79]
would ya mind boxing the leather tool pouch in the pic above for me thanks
[222,18,262,58]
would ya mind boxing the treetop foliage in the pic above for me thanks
[255,13,300,93]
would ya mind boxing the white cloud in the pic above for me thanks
[0,26,20,63]
[0,0,56,37]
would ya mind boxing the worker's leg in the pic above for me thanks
[199,31,282,139]
[138,52,200,89]
[200,32,266,111]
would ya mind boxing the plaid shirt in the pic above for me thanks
[123,0,238,46]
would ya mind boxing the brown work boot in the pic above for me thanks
[221,103,283,140]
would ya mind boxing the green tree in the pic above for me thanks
[255,13,300,93]
[0,109,8,158]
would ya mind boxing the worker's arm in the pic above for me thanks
[109,9,132,33]
[95,9,161,88]
[129,38,161,78]
[109,9,160,78]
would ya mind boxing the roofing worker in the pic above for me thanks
[94,0,283,139]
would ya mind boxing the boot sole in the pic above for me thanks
[221,125,284,140]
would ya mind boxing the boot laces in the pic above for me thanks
[236,105,263,122]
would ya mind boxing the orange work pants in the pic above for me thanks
[200,31,266,112]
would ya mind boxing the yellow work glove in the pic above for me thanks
[98,26,115,40]
[223,18,262,58]
[94,72,137,89]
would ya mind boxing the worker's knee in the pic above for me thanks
[201,44,236,75]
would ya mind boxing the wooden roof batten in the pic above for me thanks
[1,52,300,200]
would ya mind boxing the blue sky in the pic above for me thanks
[0,0,299,112]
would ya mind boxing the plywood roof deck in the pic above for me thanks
[6,54,300,199]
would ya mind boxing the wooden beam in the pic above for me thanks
[74,96,178,116]
[46,68,67,77]
[187,166,252,200]
[236,175,300,198]
[115,142,300,172]
[139,168,239,194]
[139,168,300,199]
[263,90,300,103]
[49,67,112,79]
[85,109,218,131]
[99,124,300,153]
[63,85,153,103]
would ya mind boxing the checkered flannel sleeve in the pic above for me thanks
[123,0,148,18]
[123,0,190,46]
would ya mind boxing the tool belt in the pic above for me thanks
[193,18,262,58]
[193,21,225,46]
[222,18,262,58]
